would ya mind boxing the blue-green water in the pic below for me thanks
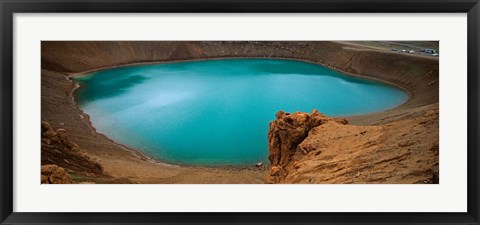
[74,59,408,166]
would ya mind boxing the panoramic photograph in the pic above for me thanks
[40,41,439,184]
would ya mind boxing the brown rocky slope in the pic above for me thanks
[41,121,106,184]
[267,109,439,184]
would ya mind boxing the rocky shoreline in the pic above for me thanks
[41,41,439,184]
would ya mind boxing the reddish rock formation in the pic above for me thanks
[41,122,104,183]
[267,110,347,182]
[41,164,71,184]
[267,108,439,184]
[42,122,78,150]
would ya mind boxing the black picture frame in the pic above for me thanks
[1,0,479,224]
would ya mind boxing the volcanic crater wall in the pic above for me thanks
[41,41,439,110]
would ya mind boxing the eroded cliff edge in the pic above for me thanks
[267,109,439,184]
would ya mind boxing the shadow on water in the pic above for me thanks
[75,72,149,104]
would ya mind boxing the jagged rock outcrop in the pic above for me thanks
[42,122,78,150]
[267,110,347,183]
[266,108,439,184]
[41,164,71,184]
[41,122,104,182]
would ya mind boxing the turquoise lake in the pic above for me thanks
[74,59,408,166]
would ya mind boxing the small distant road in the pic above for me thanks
[381,41,438,51]
[336,41,439,58]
